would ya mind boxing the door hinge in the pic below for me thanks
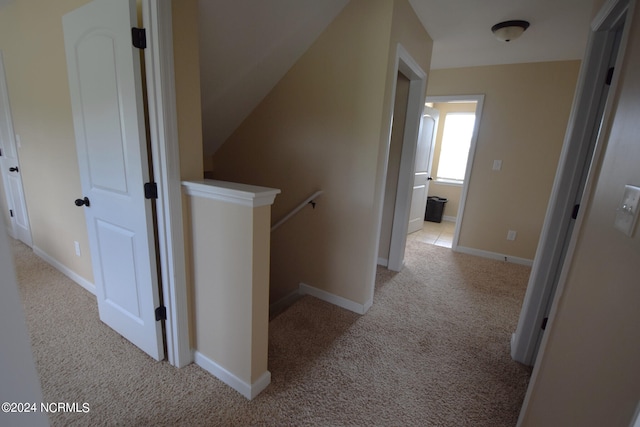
[155,305,166,321]
[541,317,548,330]
[144,182,158,199]
[131,27,146,49]
[9,209,13,217]
[606,67,615,85]
[571,204,580,220]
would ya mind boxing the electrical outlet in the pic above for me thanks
[507,230,517,241]
[74,241,81,256]
[492,160,502,171]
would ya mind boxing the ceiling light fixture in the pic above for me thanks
[491,20,530,42]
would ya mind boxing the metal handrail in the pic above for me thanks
[271,190,324,232]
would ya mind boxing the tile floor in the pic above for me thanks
[407,220,456,248]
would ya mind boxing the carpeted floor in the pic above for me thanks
[12,236,532,426]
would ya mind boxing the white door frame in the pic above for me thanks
[141,0,191,367]
[0,51,32,247]
[424,95,485,251]
[511,0,631,366]
[383,44,427,272]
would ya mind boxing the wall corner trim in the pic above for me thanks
[193,351,271,400]
[299,283,371,315]
[32,246,96,295]
[182,180,281,207]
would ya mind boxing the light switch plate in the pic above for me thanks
[614,185,640,236]
[492,160,502,171]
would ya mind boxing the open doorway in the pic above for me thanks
[407,95,484,251]
[0,51,32,248]
[376,44,426,272]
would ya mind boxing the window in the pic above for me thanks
[436,113,476,182]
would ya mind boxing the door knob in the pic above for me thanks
[427,176,433,181]
[74,197,90,207]
[9,166,18,172]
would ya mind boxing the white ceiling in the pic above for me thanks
[199,0,597,155]
[409,0,596,69]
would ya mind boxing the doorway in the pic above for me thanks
[511,0,629,367]
[408,95,484,252]
[376,44,427,272]
[0,51,32,247]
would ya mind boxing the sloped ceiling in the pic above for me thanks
[199,0,595,156]
[198,0,349,156]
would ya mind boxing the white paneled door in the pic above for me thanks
[63,0,164,360]
[407,106,438,234]
[0,52,32,247]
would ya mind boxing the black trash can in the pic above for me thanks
[425,197,448,223]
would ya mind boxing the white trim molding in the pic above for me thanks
[455,246,533,267]
[194,351,271,400]
[182,180,281,207]
[511,0,632,368]
[386,44,428,273]
[299,283,373,315]
[32,246,96,295]
[142,0,191,368]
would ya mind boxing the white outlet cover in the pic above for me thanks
[492,160,502,171]
[614,185,640,237]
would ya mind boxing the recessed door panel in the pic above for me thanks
[77,35,129,194]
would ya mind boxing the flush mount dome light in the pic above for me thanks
[491,20,530,42]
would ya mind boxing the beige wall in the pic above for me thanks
[519,4,640,425]
[187,195,270,384]
[0,0,202,285]
[211,0,432,305]
[0,0,95,281]
[172,0,203,181]
[427,61,581,259]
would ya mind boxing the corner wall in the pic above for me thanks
[210,0,432,307]
[427,61,581,259]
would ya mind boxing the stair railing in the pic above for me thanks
[271,190,324,232]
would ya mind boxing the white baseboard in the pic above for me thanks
[377,257,388,267]
[32,246,96,294]
[299,283,371,315]
[442,215,456,222]
[194,351,270,400]
[455,246,533,266]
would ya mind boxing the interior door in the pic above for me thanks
[0,52,32,247]
[407,106,439,234]
[63,0,164,360]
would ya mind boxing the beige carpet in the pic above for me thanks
[12,237,531,426]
